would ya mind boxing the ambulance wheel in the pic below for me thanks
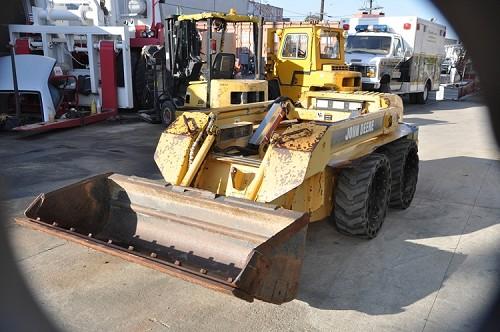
[409,93,418,104]
[332,153,392,239]
[379,83,391,93]
[379,75,391,93]
[416,81,430,104]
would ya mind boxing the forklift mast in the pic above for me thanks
[164,16,203,106]
[163,14,264,108]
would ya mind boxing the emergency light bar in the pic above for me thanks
[355,24,390,32]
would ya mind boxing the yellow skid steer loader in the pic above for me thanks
[17,11,419,304]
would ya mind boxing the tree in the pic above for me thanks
[305,13,320,22]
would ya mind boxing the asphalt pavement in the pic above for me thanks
[1,95,499,331]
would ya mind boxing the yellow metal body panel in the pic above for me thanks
[267,25,362,102]
[156,91,412,223]
[184,80,268,110]
[266,171,329,218]
[177,101,271,127]
[154,112,210,185]
[210,80,268,108]
[185,81,207,108]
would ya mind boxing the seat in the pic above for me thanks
[212,53,235,79]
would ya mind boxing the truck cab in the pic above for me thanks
[345,25,410,93]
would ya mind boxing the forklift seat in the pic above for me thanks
[212,53,235,79]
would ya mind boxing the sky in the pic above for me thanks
[265,0,458,39]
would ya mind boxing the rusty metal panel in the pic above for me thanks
[166,112,209,136]
[257,148,310,203]
[155,113,210,185]
[154,133,192,185]
[256,123,328,203]
[19,173,308,304]
[274,122,328,152]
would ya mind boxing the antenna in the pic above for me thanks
[359,0,383,14]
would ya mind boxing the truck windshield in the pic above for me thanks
[346,35,392,55]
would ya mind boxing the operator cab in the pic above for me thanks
[173,12,268,111]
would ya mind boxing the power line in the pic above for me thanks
[159,2,346,21]
[162,2,215,13]
[282,8,311,16]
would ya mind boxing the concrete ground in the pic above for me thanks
[1,96,499,331]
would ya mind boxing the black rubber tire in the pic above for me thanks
[379,139,419,209]
[379,75,391,93]
[408,93,417,104]
[160,101,176,127]
[416,81,430,104]
[332,153,392,239]
[131,49,152,110]
[379,83,391,93]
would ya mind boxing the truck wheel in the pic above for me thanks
[409,93,417,104]
[379,83,391,93]
[416,81,430,104]
[332,153,392,239]
[379,139,419,209]
[379,75,391,93]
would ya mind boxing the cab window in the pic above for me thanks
[320,31,340,59]
[281,34,308,59]
[393,38,404,57]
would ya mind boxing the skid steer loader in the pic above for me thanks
[16,11,419,304]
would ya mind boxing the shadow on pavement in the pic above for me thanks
[404,99,484,115]
[297,156,498,314]
[403,117,450,127]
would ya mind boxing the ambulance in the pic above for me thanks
[342,16,446,103]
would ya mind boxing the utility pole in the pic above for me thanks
[319,0,325,21]
[359,0,383,15]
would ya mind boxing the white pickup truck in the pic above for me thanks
[342,16,446,103]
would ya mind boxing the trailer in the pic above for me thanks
[342,16,446,103]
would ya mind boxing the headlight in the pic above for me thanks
[366,66,376,78]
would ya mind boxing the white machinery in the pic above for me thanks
[6,0,164,125]
[441,43,466,84]
[342,16,446,103]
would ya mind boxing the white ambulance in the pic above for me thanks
[342,16,446,103]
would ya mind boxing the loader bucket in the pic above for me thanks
[17,173,308,304]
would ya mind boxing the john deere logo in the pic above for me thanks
[345,120,375,141]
